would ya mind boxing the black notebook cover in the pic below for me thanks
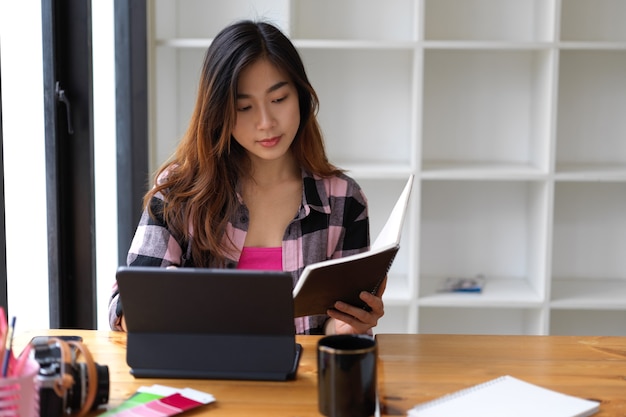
[292,244,399,317]
[293,175,413,317]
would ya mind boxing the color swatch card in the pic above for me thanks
[102,384,215,416]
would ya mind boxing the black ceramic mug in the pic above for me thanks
[317,334,377,417]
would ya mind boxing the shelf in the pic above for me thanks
[293,39,416,50]
[558,42,626,50]
[422,41,555,50]
[550,310,626,336]
[376,305,414,334]
[149,1,626,336]
[422,49,554,170]
[151,47,205,168]
[153,39,418,51]
[556,50,626,168]
[154,39,626,52]
[420,180,550,298]
[550,278,626,309]
[552,182,626,283]
[420,161,546,180]
[423,0,556,42]
[341,164,415,180]
[299,48,414,167]
[290,0,416,42]
[154,39,212,48]
[418,306,545,335]
[152,0,290,39]
[560,0,626,42]
[554,163,626,181]
[419,276,542,308]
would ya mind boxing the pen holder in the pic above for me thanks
[0,358,40,417]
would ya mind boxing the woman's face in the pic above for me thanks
[232,58,300,164]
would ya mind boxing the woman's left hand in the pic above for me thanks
[326,277,387,335]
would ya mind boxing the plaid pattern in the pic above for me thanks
[109,170,370,334]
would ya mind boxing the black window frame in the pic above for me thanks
[115,0,149,267]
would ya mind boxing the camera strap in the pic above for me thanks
[42,338,99,417]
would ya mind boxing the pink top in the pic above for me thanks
[237,247,283,271]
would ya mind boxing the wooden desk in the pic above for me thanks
[14,330,626,416]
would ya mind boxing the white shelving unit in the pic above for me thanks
[148,0,626,336]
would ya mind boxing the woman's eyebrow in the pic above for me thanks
[237,81,289,99]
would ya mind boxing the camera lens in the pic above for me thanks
[93,364,110,408]
[67,362,110,412]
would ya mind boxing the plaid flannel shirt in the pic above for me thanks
[109,170,370,334]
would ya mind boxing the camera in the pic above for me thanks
[31,336,110,417]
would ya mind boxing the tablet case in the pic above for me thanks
[116,266,302,381]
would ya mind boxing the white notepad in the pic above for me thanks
[407,375,600,417]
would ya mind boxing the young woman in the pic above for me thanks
[108,20,385,335]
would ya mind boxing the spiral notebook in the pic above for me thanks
[407,375,600,417]
[292,175,413,317]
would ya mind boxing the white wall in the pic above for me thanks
[0,0,118,330]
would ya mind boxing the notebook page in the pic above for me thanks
[408,375,599,417]
[372,175,413,250]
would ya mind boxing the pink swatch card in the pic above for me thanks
[112,388,215,417]
[100,385,179,416]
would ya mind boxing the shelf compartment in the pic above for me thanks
[299,48,415,168]
[422,49,554,171]
[555,50,626,169]
[423,0,556,42]
[420,180,550,300]
[560,0,626,42]
[550,278,626,309]
[419,276,542,308]
[290,0,416,42]
[376,305,413,334]
[151,47,206,170]
[418,306,545,335]
[549,309,626,336]
[552,182,626,283]
[152,0,290,39]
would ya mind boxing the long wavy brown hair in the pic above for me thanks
[144,20,341,267]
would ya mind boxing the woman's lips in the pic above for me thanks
[258,136,280,147]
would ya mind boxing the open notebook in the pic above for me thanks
[293,175,414,317]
